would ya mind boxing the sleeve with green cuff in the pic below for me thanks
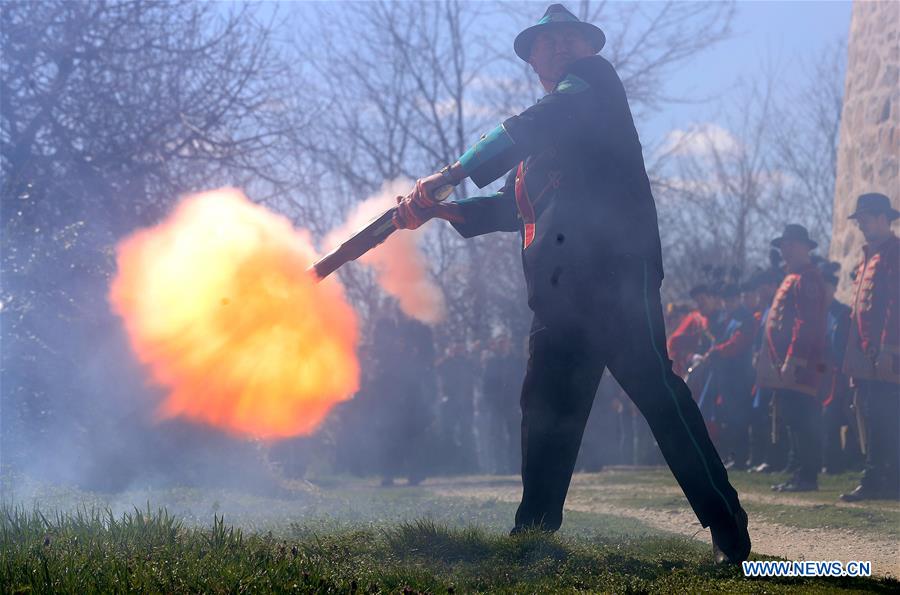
[449,170,519,238]
[456,58,613,189]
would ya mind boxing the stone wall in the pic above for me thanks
[830,0,899,302]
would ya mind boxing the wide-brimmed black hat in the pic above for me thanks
[848,192,899,221]
[514,4,606,62]
[771,224,817,250]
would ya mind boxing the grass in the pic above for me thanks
[2,473,660,539]
[3,505,898,594]
[3,471,898,593]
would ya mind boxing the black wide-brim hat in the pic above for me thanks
[514,4,606,62]
[771,223,817,250]
[848,192,900,221]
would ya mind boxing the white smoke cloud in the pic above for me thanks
[324,179,447,325]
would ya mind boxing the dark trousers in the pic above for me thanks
[822,395,862,473]
[748,388,790,471]
[773,390,821,485]
[719,383,752,468]
[856,380,900,496]
[747,388,772,468]
[514,260,742,531]
[822,401,846,473]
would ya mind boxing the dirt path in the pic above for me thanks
[425,476,900,578]
[563,476,900,512]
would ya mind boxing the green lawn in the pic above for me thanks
[4,506,897,594]
[2,473,898,593]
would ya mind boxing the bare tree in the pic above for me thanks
[656,75,779,287]
[771,40,845,245]
[1,0,289,481]
[2,0,289,230]
[653,42,845,300]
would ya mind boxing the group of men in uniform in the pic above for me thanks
[667,193,899,501]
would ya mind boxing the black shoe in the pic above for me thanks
[772,480,818,492]
[711,507,751,564]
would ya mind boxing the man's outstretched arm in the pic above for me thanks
[394,56,619,231]
[449,171,519,238]
[393,170,519,238]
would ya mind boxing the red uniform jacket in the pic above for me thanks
[667,310,712,377]
[843,234,900,384]
[756,262,827,396]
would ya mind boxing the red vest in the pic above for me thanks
[757,263,827,396]
[843,234,900,384]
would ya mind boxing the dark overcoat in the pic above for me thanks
[449,55,663,328]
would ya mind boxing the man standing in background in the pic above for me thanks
[756,225,827,493]
[707,284,757,470]
[747,269,786,474]
[668,285,720,378]
[840,193,900,502]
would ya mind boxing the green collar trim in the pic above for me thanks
[555,74,589,95]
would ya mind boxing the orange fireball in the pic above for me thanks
[109,188,359,439]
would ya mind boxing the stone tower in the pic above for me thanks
[830,0,899,302]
